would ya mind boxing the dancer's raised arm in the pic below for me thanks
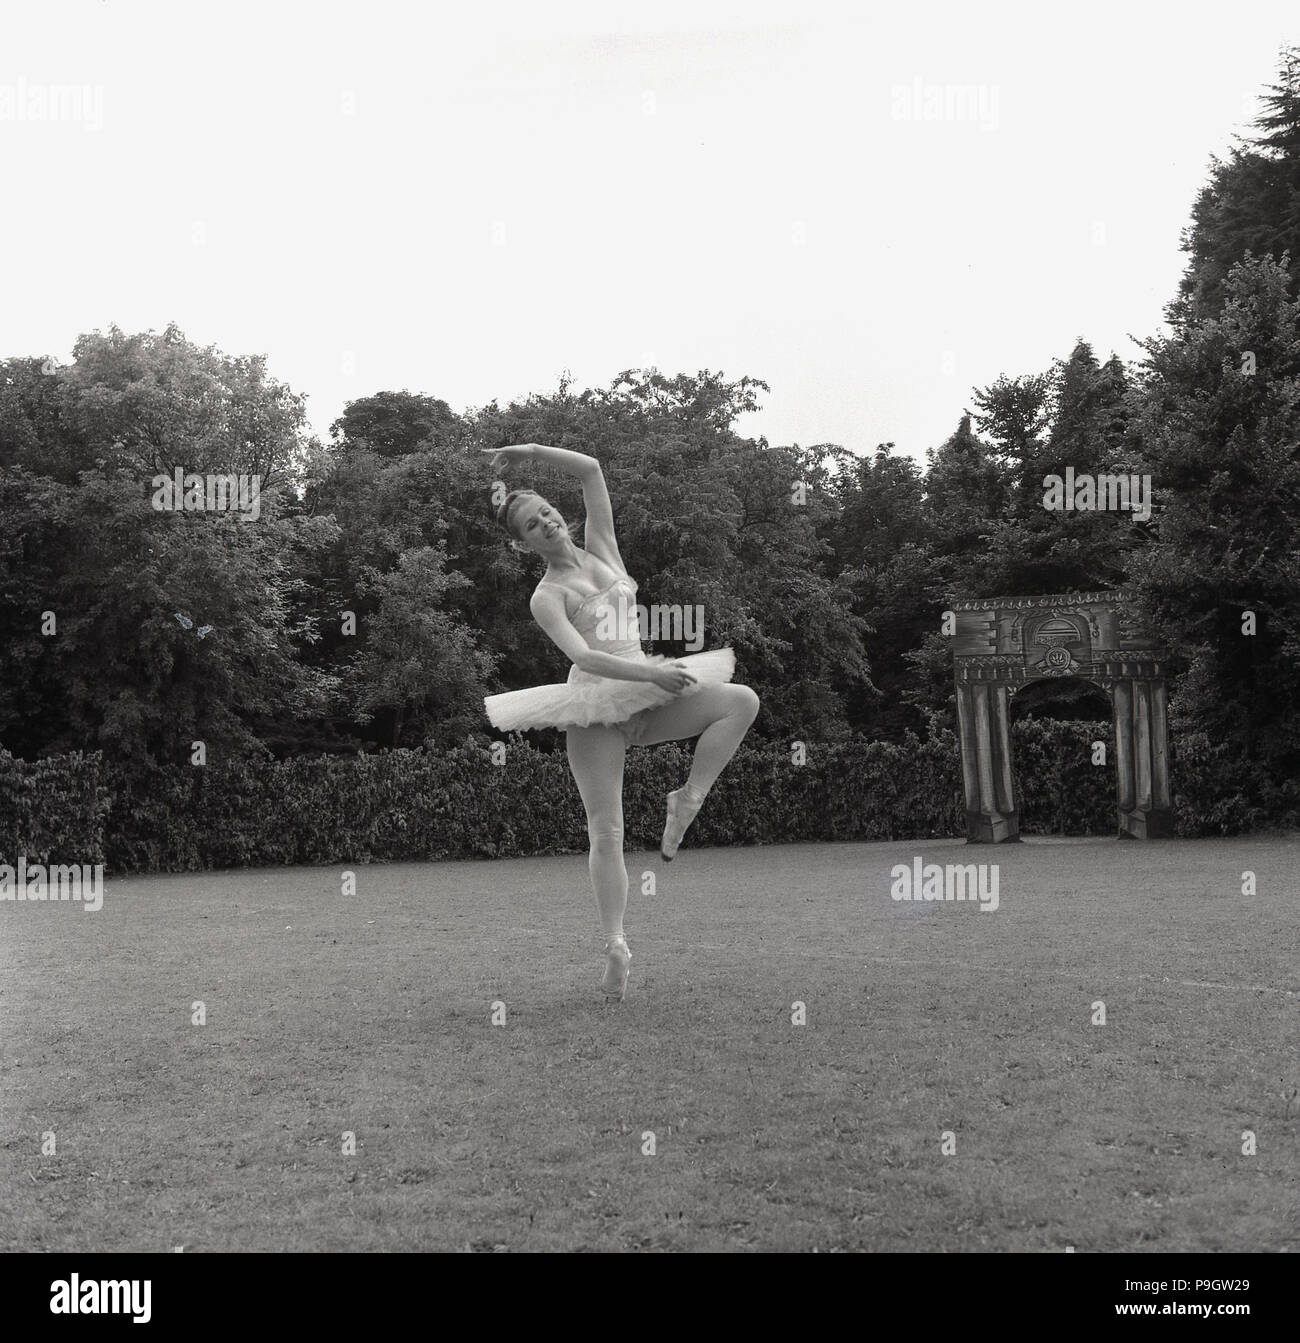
[486,442,622,571]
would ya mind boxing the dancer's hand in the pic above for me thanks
[652,662,697,694]
[482,444,538,471]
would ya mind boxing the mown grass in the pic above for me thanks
[1,835,1296,1251]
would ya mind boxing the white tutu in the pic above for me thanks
[485,647,736,732]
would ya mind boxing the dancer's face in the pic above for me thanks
[512,495,569,554]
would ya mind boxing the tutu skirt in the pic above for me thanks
[485,648,736,732]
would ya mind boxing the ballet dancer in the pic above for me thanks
[482,443,760,1002]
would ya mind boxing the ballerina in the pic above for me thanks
[481,443,760,1002]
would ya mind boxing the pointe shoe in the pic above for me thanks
[600,936,631,1001]
[660,786,704,862]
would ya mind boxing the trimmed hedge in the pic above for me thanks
[88,733,967,873]
[1167,730,1300,836]
[1012,719,1117,836]
[94,736,964,874]
[0,748,110,866]
[3,720,1292,876]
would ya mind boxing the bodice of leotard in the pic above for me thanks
[543,573,643,657]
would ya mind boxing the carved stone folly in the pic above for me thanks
[951,591,1173,842]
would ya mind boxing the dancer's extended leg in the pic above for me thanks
[629,683,760,857]
[566,724,632,997]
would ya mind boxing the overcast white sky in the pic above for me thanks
[2,0,1295,463]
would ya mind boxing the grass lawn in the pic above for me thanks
[1,835,1296,1252]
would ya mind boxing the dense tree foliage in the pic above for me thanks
[2,48,1297,826]
[1173,44,1300,324]
[1128,253,1300,778]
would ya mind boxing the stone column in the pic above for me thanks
[956,676,1019,842]
[1114,677,1175,838]
[1112,678,1134,814]
[1151,678,1172,812]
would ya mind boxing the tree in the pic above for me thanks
[825,445,936,737]
[970,347,1146,596]
[1172,44,1300,324]
[0,327,335,765]
[329,390,461,457]
[61,323,312,492]
[344,547,497,748]
[922,411,1007,599]
[1129,252,1300,790]
[0,357,83,481]
[969,372,1051,501]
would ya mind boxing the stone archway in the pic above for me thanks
[951,590,1173,841]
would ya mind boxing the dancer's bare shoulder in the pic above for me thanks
[530,579,568,614]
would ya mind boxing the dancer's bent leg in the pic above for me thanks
[632,683,760,791]
[628,683,760,857]
[565,724,628,935]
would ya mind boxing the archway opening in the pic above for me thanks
[1009,676,1116,836]
[1010,677,1111,723]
